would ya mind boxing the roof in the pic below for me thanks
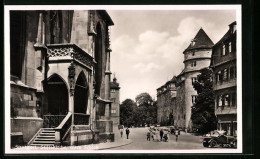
[98,10,114,26]
[110,81,120,89]
[157,76,177,90]
[214,21,237,46]
[184,28,214,53]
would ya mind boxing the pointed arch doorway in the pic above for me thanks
[74,72,89,114]
[47,74,69,115]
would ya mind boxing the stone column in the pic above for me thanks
[89,70,95,129]
[68,62,76,126]
[104,49,111,120]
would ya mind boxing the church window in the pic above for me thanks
[192,51,195,56]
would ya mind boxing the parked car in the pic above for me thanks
[202,130,237,148]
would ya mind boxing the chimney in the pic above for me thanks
[229,21,237,34]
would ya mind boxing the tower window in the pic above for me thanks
[191,61,196,67]
[192,95,197,104]
[191,77,197,84]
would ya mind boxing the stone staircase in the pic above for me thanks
[28,128,55,147]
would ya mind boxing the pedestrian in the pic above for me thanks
[147,130,151,141]
[175,129,179,142]
[126,127,130,139]
[119,125,124,138]
[160,129,164,141]
[155,129,160,142]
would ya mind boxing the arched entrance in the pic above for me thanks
[74,72,89,114]
[47,74,68,115]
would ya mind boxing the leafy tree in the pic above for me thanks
[120,99,136,126]
[119,93,157,127]
[135,92,157,126]
[191,68,217,134]
[135,92,153,107]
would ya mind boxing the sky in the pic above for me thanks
[107,9,236,102]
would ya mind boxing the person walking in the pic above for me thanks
[119,125,124,138]
[147,130,151,141]
[126,127,130,139]
[175,129,179,142]
[160,129,164,141]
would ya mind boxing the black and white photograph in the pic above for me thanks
[4,5,242,154]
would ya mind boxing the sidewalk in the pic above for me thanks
[13,131,132,150]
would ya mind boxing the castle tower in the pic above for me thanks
[176,28,214,130]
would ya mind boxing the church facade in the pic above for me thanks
[10,10,115,147]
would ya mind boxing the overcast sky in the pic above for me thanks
[107,10,236,102]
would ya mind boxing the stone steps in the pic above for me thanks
[29,128,56,146]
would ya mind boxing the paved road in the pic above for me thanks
[111,127,206,150]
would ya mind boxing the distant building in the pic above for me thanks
[210,21,237,136]
[156,76,177,126]
[9,10,115,147]
[110,75,120,126]
[175,28,214,130]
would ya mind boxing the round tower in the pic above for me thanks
[182,28,214,130]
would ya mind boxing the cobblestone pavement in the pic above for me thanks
[110,127,206,150]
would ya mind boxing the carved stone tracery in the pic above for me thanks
[47,45,94,68]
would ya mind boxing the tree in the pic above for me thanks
[134,92,157,126]
[135,92,153,107]
[191,68,217,134]
[120,99,136,126]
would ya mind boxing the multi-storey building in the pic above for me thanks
[110,75,120,126]
[156,76,177,126]
[9,10,115,147]
[211,21,237,136]
[175,28,214,130]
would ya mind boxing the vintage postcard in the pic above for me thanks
[4,5,242,154]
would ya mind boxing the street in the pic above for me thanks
[111,127,206,150]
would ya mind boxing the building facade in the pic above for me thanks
[110,76,120,126]
[175,28,214,130]
[10,10,115,147]
[211,22,237,136]
[156,77,177,126]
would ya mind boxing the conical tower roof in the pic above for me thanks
[184,28,214,53]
